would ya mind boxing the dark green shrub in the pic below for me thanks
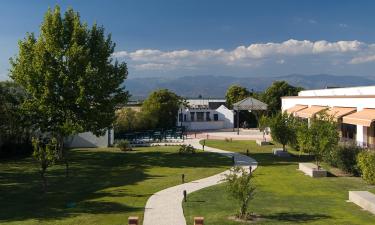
[357,151,375,184]
[224,138,233,142]
[326,144,362,175]
[0,140,33,158]
[116,140,132,151]
[178,144,196,154]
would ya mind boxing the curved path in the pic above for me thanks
[143,138,258,225]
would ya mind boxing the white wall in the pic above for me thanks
[64,130,112,148]
[299,86,375,97]
[182,121,225,130]
[282,97,375,112]
[216,105,234,129]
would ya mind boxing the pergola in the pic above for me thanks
[233,97,268,134]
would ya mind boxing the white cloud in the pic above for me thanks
[349,55,375,64]
[113,39,374,72]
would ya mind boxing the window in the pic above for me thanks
[178,113,183,122]
[206,112,211,121]
[214,114,219,121]
[190,112,195,121]
[184,114,187,121]
[196,112,204,121]
[342,123,356,140]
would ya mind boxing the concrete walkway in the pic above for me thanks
[143,138,258,225]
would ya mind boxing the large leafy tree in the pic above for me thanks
[225,85,251,109]
[0,81,32,155]
[10,6,129,171]
[141,89,182,129]
[262,81,303,115]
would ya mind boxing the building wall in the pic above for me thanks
[181,121,225,130]
[282,85,375,147]
[299,86,375,97]
[281,97,375,112]
[64,129,113,148]
[178,104,234,131]
[216,105,234,129]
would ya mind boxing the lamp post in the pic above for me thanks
[237,108,240,135]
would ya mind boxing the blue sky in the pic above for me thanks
[1,0,375,80]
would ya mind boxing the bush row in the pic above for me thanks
[324,144,362,176]
[323,144,375,185]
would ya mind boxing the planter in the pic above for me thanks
[272,148,290,157]
[256,140,270,146]
[299,163,327,177]
[349,191,375,215]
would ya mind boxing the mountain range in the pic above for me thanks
[125,74,375,99]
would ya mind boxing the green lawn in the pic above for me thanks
[0,146,231,225]
[183,140,375,225]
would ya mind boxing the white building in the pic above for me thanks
[177,99,234,131]
[64,129,114,148]
[281,85,375,148]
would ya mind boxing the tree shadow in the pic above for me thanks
[0,147,231,223]
[262,212,331,223]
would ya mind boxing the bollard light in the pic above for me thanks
[183,190,187,202]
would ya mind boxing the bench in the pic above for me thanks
[256,140,270,146]
[272,148,290,157]
[349,191,375,214]
[298,163,327,177]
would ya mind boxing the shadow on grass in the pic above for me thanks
[248,152,314,167]
[262,212,331,223]
[0,147,231,223]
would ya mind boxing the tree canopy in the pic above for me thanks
[10,6,129,149]
[141,89,182,129]
[297,113,339,167]
[269,112,297,151]
[225,85,251,109]
[262,81,303,115]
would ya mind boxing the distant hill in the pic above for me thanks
[125,74,375,99]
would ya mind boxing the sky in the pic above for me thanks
[1,0,375,80]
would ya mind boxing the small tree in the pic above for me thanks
[223,167,255,219]
[298,113,339,168]
[258,115,270,141]
[115,108,139,133]
[32,137,58,192]
[269,112,296,151]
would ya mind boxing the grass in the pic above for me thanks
[183,140,375,225]
[0,146,231,225]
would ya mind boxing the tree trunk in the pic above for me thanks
[64,155,69,177]
[56,133,69,177]
[40,166,47,193]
